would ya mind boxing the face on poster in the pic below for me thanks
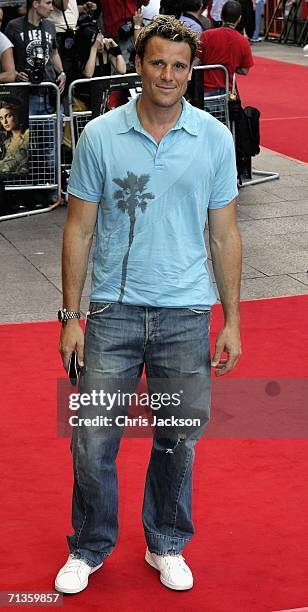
[0,87,30,177]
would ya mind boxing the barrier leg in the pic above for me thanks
[238,168,280,188]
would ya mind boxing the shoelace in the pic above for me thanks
[163,555,189,573]
[64,557,89,572]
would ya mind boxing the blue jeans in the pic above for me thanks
[252,1,265,40]
[67,302,211,567]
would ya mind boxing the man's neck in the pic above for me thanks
[27,9,42,27]
[222,21,236,29]
[185,11,200,18]
[136,96,183,143]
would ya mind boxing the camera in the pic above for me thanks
[26,50,45,84]
[96,32,105,45]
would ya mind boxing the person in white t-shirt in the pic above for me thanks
[142,0,160,23]
[210,0,225,26]
[0,31,16,83]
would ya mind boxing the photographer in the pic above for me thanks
[5,0,65,207]
[69,26,126,114]
[5,0,65,93]
[80,32,126,78]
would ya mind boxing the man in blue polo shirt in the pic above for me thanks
[56,15,242,595]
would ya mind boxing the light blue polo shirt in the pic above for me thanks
[68,96,238,308]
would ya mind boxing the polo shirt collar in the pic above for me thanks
[116,95,199,137]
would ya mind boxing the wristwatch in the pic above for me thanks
[58,308,81,323]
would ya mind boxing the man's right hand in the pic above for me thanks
[59,320,85,373]
[16,72,29,81]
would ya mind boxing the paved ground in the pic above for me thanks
[251,39,308,65]
[0,42,307,324]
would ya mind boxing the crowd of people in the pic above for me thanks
[0,0,261,88]
[0,0,260,212]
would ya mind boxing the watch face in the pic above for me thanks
[58,309,64,322]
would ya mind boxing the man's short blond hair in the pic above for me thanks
[135,15,199,66]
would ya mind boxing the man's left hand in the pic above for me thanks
[133,8,143,27]
[211,324,242,376]
[57,72,66,93]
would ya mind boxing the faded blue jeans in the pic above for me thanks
[67,302,211,567]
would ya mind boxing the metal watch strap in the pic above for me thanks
[64,310,80,320]
[58,308,81,323]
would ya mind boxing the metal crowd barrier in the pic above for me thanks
[68,72,142,154]
[193,64,230,128]
[68,67,230,155]
[67,66,279,189]
[194,66,279,187]
[231,72,279,188]
[0,81,62,221]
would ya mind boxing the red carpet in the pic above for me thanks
[236,56,308,163]
[1,296,308,611]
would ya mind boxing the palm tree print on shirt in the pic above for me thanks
[113,171,155,303]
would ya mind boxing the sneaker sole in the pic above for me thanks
[55,561,103,594]
[145,550,193,591]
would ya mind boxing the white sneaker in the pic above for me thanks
[145,548,193,590]
[55,554,103,594]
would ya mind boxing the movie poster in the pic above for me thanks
[90,74,142,119]
[0,87,30,177]
[90,79,111,119]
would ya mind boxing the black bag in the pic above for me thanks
[228,88,260,181]
[235,105,260,158]
[228,94,242,122]
[58,28,76,57]
[58,0,76,57]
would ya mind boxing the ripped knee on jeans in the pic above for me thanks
[154,435,186,454]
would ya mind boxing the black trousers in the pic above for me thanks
[236,0,255,39]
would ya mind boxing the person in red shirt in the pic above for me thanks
[199,0,253,95]
[100,0,150,107]
[101,0,150,39]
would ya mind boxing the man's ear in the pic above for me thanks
[135,54,142,76]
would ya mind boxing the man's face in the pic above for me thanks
[0,8,3,29]
[34,0,53,19]
[135,36,193,110]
